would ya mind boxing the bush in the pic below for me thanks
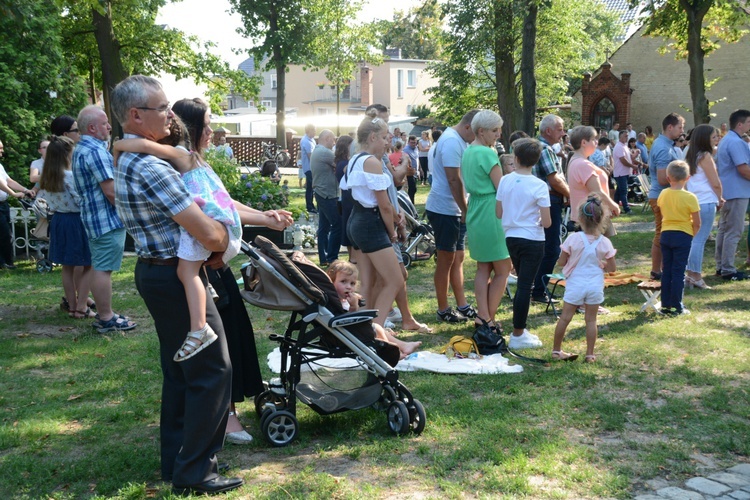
[205,149,289,212]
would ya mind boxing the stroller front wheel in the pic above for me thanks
[254,389,286,417]
[262,410,299,447]
[401,252,412,268]
[387,401,410,435]
[408,399,426,435]
[36,259,53,273]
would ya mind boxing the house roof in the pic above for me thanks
[601,0,640,25]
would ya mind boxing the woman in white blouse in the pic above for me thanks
[340,110,404,327]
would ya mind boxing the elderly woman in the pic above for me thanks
[461,110,511,336]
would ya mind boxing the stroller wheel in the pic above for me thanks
[407,399,426,435]
[373,385,398,412]
[36,259,53,273]
[254,389,286,417]
[260,406,276,429]
[262,410,299,447]
[401,252,412,268]
[560,223,568,240]
[386,401,410,435]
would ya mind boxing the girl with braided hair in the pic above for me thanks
[551,194,617,363]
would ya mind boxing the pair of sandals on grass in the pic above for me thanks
[551,351,596,363]
[62,296,137,333]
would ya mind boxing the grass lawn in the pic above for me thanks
[0,184,748,499]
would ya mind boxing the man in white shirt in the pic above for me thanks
[613,130,637,214]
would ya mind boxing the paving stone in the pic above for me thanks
[728,490,750,500]
[708,473,750,489]
[685,478,733,496]
[657,486,705,500]
[647,478,673,490]
[729,465,750,479]
[635,495,667,500]
[743,485,750,493]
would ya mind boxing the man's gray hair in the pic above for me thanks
[76,105,105,134]
[318,129,334,142]
[111,75,163,126]
[539,114,563,135]
[471,110,503,134]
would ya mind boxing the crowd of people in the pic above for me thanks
[2,73,749,495]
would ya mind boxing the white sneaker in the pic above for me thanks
[384,319,396,329]
[387,307,402,323]
[508,330,543,349]
[507,274,518,285]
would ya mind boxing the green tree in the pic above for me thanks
[0,0,88,180]
[308,0,380,134]
[634,0,749,125]
[372,0,444,60]
[230,0,319,147]
[58,0,261,134]
[430,0,621,142]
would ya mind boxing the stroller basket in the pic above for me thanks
[240,236,426,446]
[396,191,436,268]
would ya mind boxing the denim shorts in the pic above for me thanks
[89,227,126,271]
[347,205,391,254]
[425,210,466,252]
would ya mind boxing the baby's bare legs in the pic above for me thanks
[373,324,421,359]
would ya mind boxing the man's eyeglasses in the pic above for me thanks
[136,104,171,114]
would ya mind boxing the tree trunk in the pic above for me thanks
[682,0,711,125]
[274,52,287,148]
[494,0,522,146]
[91,3,127,138]
[520,0,538,136]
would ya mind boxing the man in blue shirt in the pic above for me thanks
[647,113,684,279]
[635,133,649,172]
[300,124,316,213]
[715,109,750,280]
[403,135,419,204]
[73,105,135,332]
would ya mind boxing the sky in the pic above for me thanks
[156,0,420,69]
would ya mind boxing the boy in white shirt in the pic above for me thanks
[496,139,551,349]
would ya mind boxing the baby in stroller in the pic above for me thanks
[326,260,421,359]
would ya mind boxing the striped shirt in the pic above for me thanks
[72,135,123,238]
[113,136,192,259]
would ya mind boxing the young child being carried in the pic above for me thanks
[551,194,617,363]
[114,117,242,362]
[326,260,421,359]
[657,160,700,316]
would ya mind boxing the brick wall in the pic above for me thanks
[574,26,750,132]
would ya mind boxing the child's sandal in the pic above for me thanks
[551,350,579,362]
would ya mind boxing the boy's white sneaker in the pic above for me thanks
[508,330,543,349]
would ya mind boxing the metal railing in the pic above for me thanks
[9,206,38,258]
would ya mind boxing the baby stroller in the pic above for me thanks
[396,190,436,268]
[240,236,426,447]
[19,196,54,273]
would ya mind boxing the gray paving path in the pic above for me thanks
[635,464,750,500]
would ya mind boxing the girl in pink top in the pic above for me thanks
[551,194,617,363]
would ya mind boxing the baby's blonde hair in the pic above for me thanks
[326,260,358,282]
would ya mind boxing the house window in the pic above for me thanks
[261,100,272,108]
[317,107,331,115]
[397,70,404,99]
[407,70,417,88]
[592,97,616,131]
[271,74,277,89]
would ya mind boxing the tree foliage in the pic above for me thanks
[371,0,444,60]
[230,0,320,147]
[429,0,621,139]
[59,0,261,121]
[635,0,749,124]
[0,0,88,180]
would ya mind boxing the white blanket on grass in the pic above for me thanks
[267,348,523,374]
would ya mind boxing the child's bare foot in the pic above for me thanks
[399,341,422,358]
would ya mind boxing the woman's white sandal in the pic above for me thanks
[551,350,579,362]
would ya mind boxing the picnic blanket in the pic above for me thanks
[267,347,523,375]
[547,271,650,288]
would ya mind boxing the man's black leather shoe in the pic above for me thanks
[172,476,243,496]
[163,463,230,483]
